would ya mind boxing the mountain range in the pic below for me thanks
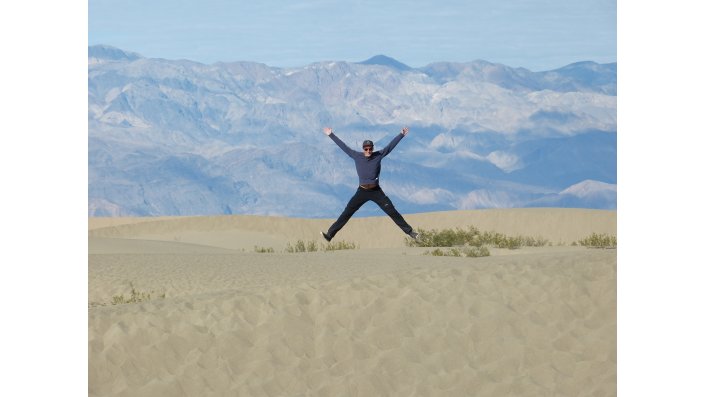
[88,45,616,217]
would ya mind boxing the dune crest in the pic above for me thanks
[89,208,616,251]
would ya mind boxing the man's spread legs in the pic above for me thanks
[371,189,414,235]
[326,188,369,239]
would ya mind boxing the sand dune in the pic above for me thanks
[89,208,616,252]
[88,216,190,231]
[88,209,616,396]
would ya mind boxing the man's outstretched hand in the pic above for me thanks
[323,127,333,136]
[401,127,409,136]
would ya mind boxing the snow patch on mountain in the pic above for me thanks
[456,190,517,210]
[486,151,523,172]
[406,188,456,205]
[560,180,617,199]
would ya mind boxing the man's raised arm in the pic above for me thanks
[379,127,409,157]
[323,127,356,158]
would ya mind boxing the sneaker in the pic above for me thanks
[320,231,332,242]
[408,231,420,240]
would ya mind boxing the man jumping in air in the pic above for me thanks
[320,126,419,242]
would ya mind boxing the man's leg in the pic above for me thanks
[327,188,368,239]
[371,189,414,235]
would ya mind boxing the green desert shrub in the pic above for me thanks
[284,240,315,253]
[465,246,491,257]
[410,226,482,247]
[480,232,522,249]
[110,282,165,306]
[426,248,462,257]
[285,240,358,253]
[407,227,548,250]
[577,233,617,248]
[522,235,550,247]
[424,246,490,258]
[323,240,358,251]
[254,246,275,253]
[285,240,308,253]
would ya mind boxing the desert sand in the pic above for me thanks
[88,208,616,396]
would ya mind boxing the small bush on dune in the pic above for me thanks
[285,240,314,253]
[411,226,483,247]
[481,232,522,249]
[306,240,319,252]
[427,248,446,256]
[426,248,462,257]
[424,246,490,258]
[254,246,275,253]
[108,282,165,306]
[465,246,491,257]
[285,239,358,253]
[407,227,548,250]
[285,241,301,253]
[323,240,358,251]
[291,240,307,253]
[520,235,550,247]
[577,233,617,248]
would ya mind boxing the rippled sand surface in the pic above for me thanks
[88,209,616,396]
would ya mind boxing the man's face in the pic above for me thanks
[363,146,374,157]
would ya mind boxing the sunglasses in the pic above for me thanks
[363,147,374,152]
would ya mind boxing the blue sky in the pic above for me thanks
[88,0,615,71]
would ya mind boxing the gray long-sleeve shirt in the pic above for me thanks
[328,132,405,185]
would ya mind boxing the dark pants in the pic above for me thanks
[327,185,413,239]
